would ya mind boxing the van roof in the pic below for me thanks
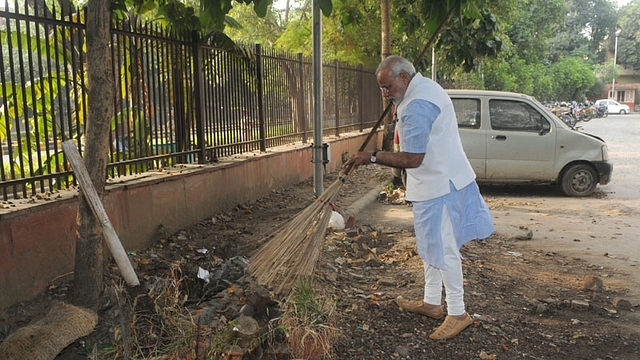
[446,89,534,101]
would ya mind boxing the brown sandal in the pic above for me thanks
[395,296,444,319]
[429,313,473,340]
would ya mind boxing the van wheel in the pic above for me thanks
[561,164,597,197]
[392,168,407,189]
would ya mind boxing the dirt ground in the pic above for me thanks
[1,164,639,360]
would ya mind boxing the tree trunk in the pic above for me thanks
[381,0,390,61]
[284,0,290,23]
[380,0,394,152]
[72,0,115,310]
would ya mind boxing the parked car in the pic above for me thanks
[447,90,612,197]
[594,99,631,114]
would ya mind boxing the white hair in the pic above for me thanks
[376,55,416,77]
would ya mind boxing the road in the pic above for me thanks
[580,113,640,200]
[488,113,640,302]
[360,112,640,302]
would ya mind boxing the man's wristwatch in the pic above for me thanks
[370,151,378,163]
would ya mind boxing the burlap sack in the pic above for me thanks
[0,301,98,360]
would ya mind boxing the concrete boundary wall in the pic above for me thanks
[0,131,382,310]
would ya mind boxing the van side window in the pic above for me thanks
[489,100,550,132]
[452,99,481,129]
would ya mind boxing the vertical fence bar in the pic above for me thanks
[70,21,84,157]
[35,17,49,191]
[161,27,175,164]
[145,23,158,162]
[108,23,116,175]
[334,59,340,137]
[358,64,364,132]
[44,16,63,186]
[13,16,29,196]
[256,44,266,152]
[200,46,215,161]
[191,31,205,163]
[297,53,307,144]
[24,10,43,194]
[0,22,10,199]
[182,33,197,163]
[132,20,144,170]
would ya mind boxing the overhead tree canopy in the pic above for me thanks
[617,1,640,70]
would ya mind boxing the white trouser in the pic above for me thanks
[423,204,465,316]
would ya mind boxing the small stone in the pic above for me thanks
[377,278,397,287]
[473,314,496,323]
[571,299,590,311]
[516,229,533,240]
[176,234,188,241]
[479,350,497,360]
[324,270,338,282]
[583,275,603,292]
[612,297,632,310]
[536,303,548,314]
[244,283,272,316]
[394,345,410,357]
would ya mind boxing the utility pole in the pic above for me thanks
[611,28,621,100]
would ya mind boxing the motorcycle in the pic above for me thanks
[595,103,608,118]
[551,104,578,127]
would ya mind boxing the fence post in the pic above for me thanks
[334,59,340,137]
[192,31,206,163]
[358,64,364,132]
[255,44,267,152]
[298,53,307,144]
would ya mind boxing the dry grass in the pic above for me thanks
[99,262,198,359]
[280,276,338,360]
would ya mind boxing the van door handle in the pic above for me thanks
[493,135,507,141]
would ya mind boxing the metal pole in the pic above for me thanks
[611,29,621,100]
[431,46,436,81]
[312,0,323,196]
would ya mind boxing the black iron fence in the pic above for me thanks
[0,2,382,200]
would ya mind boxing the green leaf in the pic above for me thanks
[139,0,157,15]
[225,15,243,29]
[253,0,272,18]
[0,112,8,142]
[318,0,333,17]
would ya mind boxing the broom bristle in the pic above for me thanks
[248,177,345,295]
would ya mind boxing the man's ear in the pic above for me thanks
[398,72,411,84]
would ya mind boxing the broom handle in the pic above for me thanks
[357,103,393,153]
[341,101,391,176]
[344,4,457,176]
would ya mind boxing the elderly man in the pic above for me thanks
[344,55,494,340]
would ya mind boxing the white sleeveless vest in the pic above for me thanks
[396,73,476,201]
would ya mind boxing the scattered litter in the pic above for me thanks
[506,251,522,257]
[335,257,347,265]
[329,211,345,230]
[473,313,496,323]
[197,267,211,283]
[479,350,497,359]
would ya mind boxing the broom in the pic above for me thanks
[247,7,457,296]
[247,105,392,295]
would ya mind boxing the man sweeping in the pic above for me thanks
[343,55,494,340]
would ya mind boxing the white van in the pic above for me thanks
[447,90,612,197]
